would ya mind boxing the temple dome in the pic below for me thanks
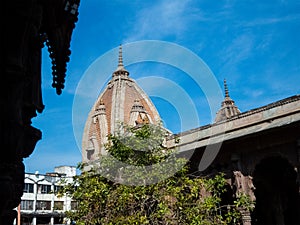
[215,79,241,123]
[82,45,161,162]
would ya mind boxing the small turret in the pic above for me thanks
[215,79,241,123]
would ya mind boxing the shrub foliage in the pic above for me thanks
[59,124,253,224]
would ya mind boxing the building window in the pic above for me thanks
[36,201,51,210]
[20,200,34,210]
[54,201,64,210]
[71,201,78,210]
[23,183,34,193]
[54,185,62,193]
[38,184,52,194]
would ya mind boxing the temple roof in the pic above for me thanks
[82,45,161,162]
[215,79,241,123]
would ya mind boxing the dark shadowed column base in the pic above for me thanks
[0,210,17,225]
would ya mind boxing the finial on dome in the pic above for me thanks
[224,79,230,98]
[118,44,123,68]
[113,44,129,76]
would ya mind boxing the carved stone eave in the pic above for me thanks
[42,0,80,94]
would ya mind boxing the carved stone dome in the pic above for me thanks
[82,45,161,163]
[215,79,241,123]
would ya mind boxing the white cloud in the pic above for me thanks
[218,33,254,75]
[123,0,206,42]
[241,14,300,27]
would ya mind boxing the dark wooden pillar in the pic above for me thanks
[0,0,79,224]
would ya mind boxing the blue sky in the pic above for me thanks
[25,0,300,174]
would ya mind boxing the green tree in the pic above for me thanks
[59,124,253,224]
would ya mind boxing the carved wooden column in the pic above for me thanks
[297,140,300,190]
[239,208,252,225]
[0,0,79,224]
[233,171,256,225]
[297,139,300,222]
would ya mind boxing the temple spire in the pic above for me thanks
[113,44,129,77]
[224,79,230,98]
[214,78,241,123]
[118,44,124,68]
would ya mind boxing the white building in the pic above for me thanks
[16,166,77,225]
